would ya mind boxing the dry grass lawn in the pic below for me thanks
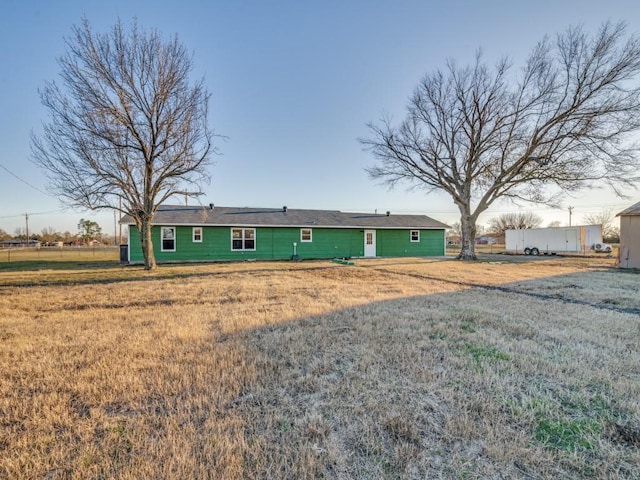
[0,256,638,479]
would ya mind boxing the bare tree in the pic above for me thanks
[448,221,461,237]
[363,22,640,259]
[40,227,62,244]
[32,18,214,269]
[488,212,543,235]
[13,227,26,241]
[583,208,620,241]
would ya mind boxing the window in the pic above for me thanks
[193,227,203,243]
[161,227,176,251]
[410,230,420,242]
[300,228,312,242]
[366,231,374,245]
[231,228,256,251]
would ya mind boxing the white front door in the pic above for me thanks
[364,230,376,257]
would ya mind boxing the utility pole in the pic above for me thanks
[568,206,574,227]
[24,213,29,247]
[118,197,122,245]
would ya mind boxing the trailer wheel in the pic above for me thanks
[524,247,531,255]
[531,247,540,256]
[605,245,612,253]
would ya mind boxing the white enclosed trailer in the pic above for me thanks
[505,225,603,255]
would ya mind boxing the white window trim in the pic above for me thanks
[410,230,420,242]
[192,227,203,243]
[161,226,176,252]
[300,228,313,242]
[231,228,256,251]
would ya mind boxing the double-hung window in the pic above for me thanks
[193,227,203,242]
[161,227,176,252]
[231,228,256,251]
[300,228,312,242]
[410,230,420,242]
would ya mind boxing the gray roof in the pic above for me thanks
[617,201,640,216]
[121,205,450,229]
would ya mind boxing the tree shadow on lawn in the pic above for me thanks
[228,275,640,479]
[0,261,339,287]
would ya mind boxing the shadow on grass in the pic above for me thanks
[230,278,640,478]
[0,259,343,288]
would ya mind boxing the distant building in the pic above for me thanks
[0,239,41,248]
[475,234,500,245]
[617,201,640,269]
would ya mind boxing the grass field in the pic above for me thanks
[0,246,119,269]
[0,255,638,479]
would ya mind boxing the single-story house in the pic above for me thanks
[617,201,640,269]
[0,239,41,248]
[121,205,449,263]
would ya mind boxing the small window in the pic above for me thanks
[231,228,256,251]
[410,230,420,242]
[193,227,203,243]
[300,228,312,242]
[366,231,374,245]
[161,227,176,252]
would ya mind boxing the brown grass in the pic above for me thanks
[0,256,638,479]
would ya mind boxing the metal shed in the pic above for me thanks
[617,201,640,269]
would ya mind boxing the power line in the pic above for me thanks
[0,163,50,197]
[0,210,64,219]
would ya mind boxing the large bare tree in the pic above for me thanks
[32,18,214,269]
[363,22,640,259]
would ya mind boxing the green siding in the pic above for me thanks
[127,225,444,263]
[377,229,444,257]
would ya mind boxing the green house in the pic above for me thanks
[121,205,449,263]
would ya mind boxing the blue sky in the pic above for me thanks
[2,0,640,236]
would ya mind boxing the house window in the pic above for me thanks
[366,231,374,245]
[161,227,176,252]
[300,228,312,242]
[193,227,203,243]
[231,228,256,251]
[410,230,420,242]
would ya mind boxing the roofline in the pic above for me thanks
[121,222,447,230]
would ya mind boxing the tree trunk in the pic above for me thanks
[139,218,157,270]
[457,211,477,260]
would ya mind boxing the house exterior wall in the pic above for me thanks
[127,225,445,263]
[619,215,640,269]
[377,229,445,257]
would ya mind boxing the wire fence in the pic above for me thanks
[0,246,119,263]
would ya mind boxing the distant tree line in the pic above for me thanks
[0,220,126,245]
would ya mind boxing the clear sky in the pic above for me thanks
[2,0,640,237]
